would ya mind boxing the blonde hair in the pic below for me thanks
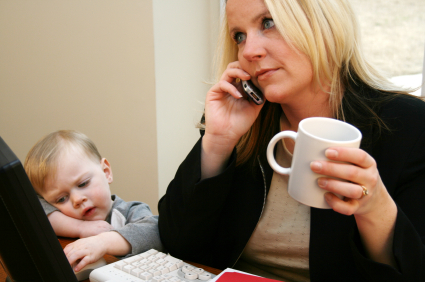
[213,0,411,167]
[24,130,102,193]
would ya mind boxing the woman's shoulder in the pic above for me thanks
[379,94,425,128]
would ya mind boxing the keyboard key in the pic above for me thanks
[122,265,136,273]
[147,249,158,255]
[140,251,152,258]
[168,264,178,272]
[156,258,167,265]
[176,260,184,268]
[125,256,141,264]
[113,261,127,270]
[132,261,144,267]
[155,252,167,259]
[192,267,204,274]
[199,273,212,281]
[151,276,165,282]
[182,265,194,273]
[140,264,151,271]
[164,255,179,263]
[149,269,162,276]
[131,268,144,277]
[162,274,172,280]
[140,272,153,280]
[185,272,198,280]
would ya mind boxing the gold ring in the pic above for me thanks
[360,185,368,198]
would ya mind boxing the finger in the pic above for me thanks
[325,147,375,169]
[66,250,81,267]
[324,192,360,216]
[220,67,251,84]
[63,243,74,256]
[317,178,364,199]
[226,60,244,70]
[310,160,370,186]
[73,256,92,272]
[211,80,245,100]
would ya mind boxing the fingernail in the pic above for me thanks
[236,90,243,98]
[324,193,332,202]
[326,149,338,158]
[311,161,322,171]
[317,178,327,187]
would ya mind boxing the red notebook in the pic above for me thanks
[216,272,282,282]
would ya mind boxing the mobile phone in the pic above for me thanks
[242,80,264,105]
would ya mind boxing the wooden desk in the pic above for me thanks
[0,237,221,281]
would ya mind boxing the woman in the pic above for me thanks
[158,0,425,281]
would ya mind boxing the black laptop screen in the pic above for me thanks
[0,136,77,282]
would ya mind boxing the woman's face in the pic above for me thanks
[226,0,318,106]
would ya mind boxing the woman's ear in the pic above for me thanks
[101,158,113,184]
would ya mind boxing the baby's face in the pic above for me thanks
[41,146,113,221]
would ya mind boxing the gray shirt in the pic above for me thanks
[39,194,164,257]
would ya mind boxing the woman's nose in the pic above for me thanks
[242,34,266,61]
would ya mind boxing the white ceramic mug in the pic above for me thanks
[266,117,362,209]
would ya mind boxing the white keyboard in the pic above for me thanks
[89,249,216,282]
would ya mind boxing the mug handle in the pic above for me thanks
[266,131,297,175]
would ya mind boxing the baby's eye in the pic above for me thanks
[263,18,275,30]
[233,32,246,44]
[57,196,68,204]
[78,180,89,188]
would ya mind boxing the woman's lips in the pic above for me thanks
[256,69,278,81]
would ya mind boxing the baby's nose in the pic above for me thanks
[72,193,87,207]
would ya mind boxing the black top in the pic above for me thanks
[158,90,425,281]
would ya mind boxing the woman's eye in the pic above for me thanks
[78,180,89,188]
[263,19,275,30]
[233,32,246,44]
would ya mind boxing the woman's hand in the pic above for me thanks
[309,147,390,215]
[310,147,398,267]
[204,61,264,149]
[201,61,265,179]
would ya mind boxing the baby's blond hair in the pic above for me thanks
[24,130,102,193]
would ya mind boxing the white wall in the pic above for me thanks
[153,0,221,198]
[0,0,160,212]
[422,43,425,97]
[0,0,221,214]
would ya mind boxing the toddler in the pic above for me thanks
[24,130,163,272]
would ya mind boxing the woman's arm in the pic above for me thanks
[311,148,398,267]
[311,119,425,281]
[200,61,263,180]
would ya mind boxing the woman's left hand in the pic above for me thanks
[310,146,398,267]
[310,147,388,216]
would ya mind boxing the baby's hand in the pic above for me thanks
[64,236,107,272]
[78,220,113,238]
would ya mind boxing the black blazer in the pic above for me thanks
[158,93,425,281]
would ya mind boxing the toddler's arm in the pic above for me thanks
[111,196,164,255]
[63,231,131,272]
[48,211,113,238]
